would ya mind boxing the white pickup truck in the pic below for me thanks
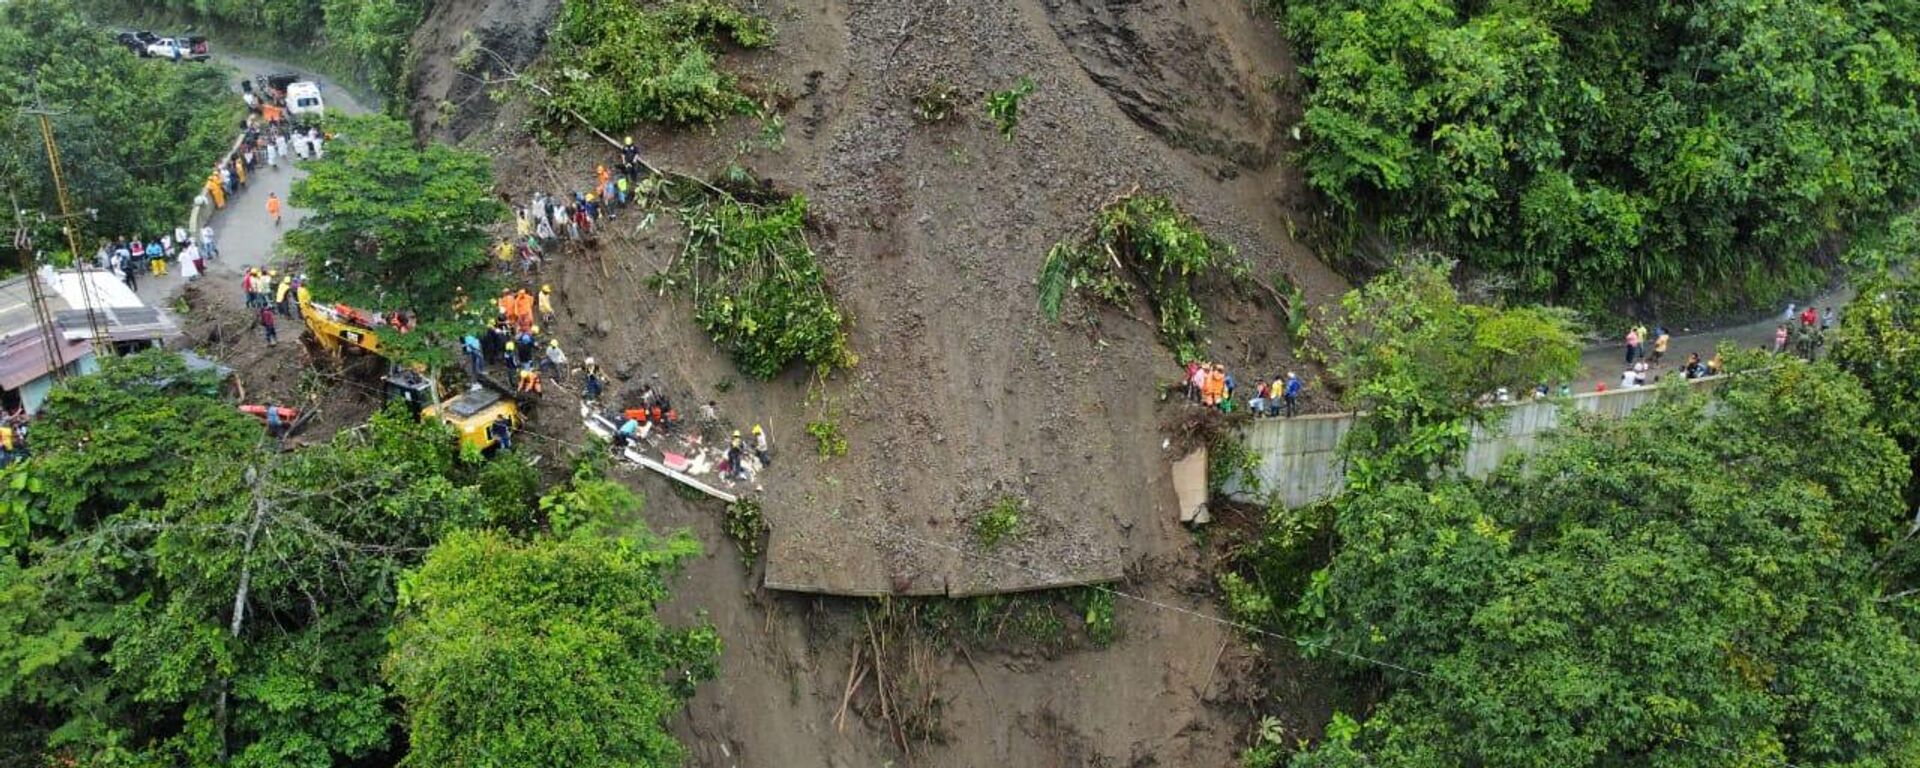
[144,36,211,62]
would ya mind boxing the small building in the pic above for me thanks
[0,267,181,413]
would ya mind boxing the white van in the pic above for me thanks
[286,82,325,119]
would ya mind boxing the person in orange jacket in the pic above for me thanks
[266,193,282,226]
[513,289,535,332]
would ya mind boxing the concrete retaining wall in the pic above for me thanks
[1231,378,1724,506]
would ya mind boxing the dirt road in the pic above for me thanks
[132,54,369,310]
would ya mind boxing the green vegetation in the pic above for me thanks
[973,496,1024,549]
[540,0,772,133]
[912,79,960,123]
[675,187,851,378]
[1207,432,1261,495]
[388,529,718,766]
[804,418,847,458]
[984,76,1035,140]
[1310,259,1579,489]
[723,497,766,565]
[1038,194,1244,361]
[288,114,505,364]
[1833,263,1920,501]
[1282,0,1920,310]
[1078,589,1116,647]
[0,351,712,764]
[1287,361,1920,767]
[0,0,240,251]
[80,0,423,99]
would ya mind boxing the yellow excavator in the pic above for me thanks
[301,296,520,451]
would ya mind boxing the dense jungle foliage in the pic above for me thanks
[1284,0,1920,310]
[1229,259,1920,767]
[539,0,771,133]
[0,352,713,766]
[0,0,240,255]
[79,0,422,98]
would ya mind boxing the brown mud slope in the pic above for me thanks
[406,0,563,142]
[413,0,1348,762]
[742,0,1344,596]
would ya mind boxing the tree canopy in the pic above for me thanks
[0,0,240,254]
[1285,0,1920,310]
[288,114,503,361]
[0,351,710,767]
[1309,259,1580,487]
[1290,361,1920,767]
[387,527,719,767]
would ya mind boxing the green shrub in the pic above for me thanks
[1038,194,1243,361]
[541,0,772,131]
[984,76,1035,140]
[973,496,1023,548]
[1078,589,1116,647]
[723,497,766,565]
[804,419,847,458]
[673,186,852,379]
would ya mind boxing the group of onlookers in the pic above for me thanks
[1182,360,1303,418]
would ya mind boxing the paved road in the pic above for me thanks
[132,54,369,308]
[1569,282,1854,391]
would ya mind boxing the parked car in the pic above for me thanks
[113,30,159,56]
[144,36,210,62]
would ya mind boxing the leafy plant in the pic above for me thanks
[912,79,960,123]
[804,419,847,458]
[1078,589,1116,647]
[1207,433,1262,495]
[1281,0,1920,311]
[539,0,772,132]
[723,497,767,565]
[973,495,1023,548]
[984,76,1035,140]
[667,179,853,379]
[1038,194,1242,361]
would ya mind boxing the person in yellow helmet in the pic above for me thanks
[538,285,555,326]
[752,424,771,467]
[273,276,292,317]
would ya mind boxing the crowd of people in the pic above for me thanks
[1182,360,1304,418]
[495,137,650,273]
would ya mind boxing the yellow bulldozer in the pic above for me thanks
[300,296,520,452]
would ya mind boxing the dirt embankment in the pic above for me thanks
[412,0,1345,763]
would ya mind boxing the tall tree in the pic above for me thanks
[0,351,541,766]
[287,114,503,363]
[387,524,719,767]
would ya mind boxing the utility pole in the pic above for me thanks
[23,75,112,358]
[9,190,67,382]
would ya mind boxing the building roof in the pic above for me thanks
[0,268,178,391]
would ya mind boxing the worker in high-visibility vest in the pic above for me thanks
[206,174,225,208]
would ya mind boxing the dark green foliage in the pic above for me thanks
[984,76,1034,140]
[541,0,772,132]
[0,352,550,765]
[1038,194,1243,361]
[387,528,719,767]
[1285,0,1920,310]
[673,185,851,378]
[1311,260,1579,487]
[1832,263,1920,505]
[0,0,241,253]
[288,114,504,365]
[1288,362,1920,767]
[79,0,424,98]
[723,497,765,565]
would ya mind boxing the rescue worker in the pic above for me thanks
[274,275,293,317]
[621,136,641,180]
[581,356,604,401]
[538,285,555,327]
[266,192,282,226]
[502,340,518,369]
[242,269,257,308]
[513,289,535,332]
[463,334,485,374]
[753,424,771,467]
[515,327,536,367]
[489,414,513,451]
[294,279,310,307]
[497,288,514,319]
[516,364,543,396]
[259,305,278,345]
[614,416,641,448]
[725,430,749,481]
[543,339,568,382]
